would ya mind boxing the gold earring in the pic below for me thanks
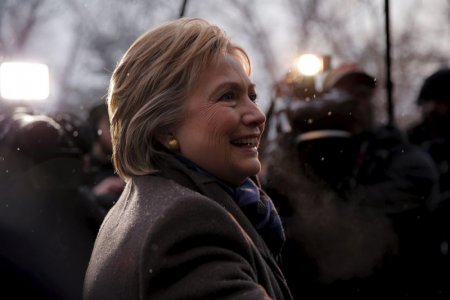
[168,137,179,151]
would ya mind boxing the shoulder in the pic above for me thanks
[125,174,261,261]
[86,174,290,299]
[110,175,248,242]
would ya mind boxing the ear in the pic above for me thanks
[156,132,180,151]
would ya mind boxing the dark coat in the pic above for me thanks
[0,153,98,300]
[83,154,292,300]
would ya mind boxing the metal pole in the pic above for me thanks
[179,0,188,18]
[384,0,395,126]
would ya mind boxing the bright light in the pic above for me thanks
[0,62,50,100]
[296,54,323,76]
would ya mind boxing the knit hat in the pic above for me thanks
[417,68,450,105]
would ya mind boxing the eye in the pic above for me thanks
[219,91,236,101]
[249,93,258,102]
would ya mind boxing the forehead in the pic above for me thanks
[195,55,252,90]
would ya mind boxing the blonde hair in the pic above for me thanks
[108,18,251,180]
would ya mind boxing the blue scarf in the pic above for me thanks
[174,154,285,256]
[235,179,286,256]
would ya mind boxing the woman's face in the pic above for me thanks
[174,55,266,186]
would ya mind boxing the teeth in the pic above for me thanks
[232,137,258,146]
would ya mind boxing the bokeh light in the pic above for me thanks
[0,62,50,101]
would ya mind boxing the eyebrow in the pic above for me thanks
[212,81,256,94]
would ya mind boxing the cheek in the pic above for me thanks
[178,105,239,152]
[204,112,233,146]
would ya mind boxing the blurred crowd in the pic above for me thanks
[261,64,450,298]
[0,64,450,299]
[0,102,124,300]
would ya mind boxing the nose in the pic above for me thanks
[242,101,266,128]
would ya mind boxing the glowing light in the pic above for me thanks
[296,54,323,76]
[0,62,50,100]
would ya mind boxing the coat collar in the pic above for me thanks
[153,153,287,280]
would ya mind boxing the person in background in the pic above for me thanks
[261,63,440,298]
[407,67,450,294]
[50,111,108,227]
[408,68,450,200]
[86,102,125,218]
[0,107,99,300]
[83,17,292,300]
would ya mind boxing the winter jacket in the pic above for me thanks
[83,153,292,300]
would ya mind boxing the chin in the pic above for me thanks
[243,161,261,177]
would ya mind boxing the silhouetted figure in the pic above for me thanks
[0,108,99,300]
[262,64,440,298]
[85,102,124,218]
[407,67,450,295]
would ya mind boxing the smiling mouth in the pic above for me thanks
[230,137,259,147]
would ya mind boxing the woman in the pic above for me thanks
[83,17,292,300]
